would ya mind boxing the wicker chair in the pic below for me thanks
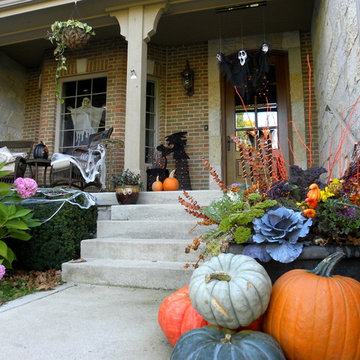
[0,140,34,184]
[50,128,113,191]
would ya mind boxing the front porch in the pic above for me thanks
[0,0,324,192]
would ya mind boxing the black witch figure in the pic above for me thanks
[156,131,192,190]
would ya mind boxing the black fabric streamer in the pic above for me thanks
[252,44,271,97]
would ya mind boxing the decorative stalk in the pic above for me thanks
[205,271,232,283]
[221,334,232,344]
[308,251,345,277]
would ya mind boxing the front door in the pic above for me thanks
[223,51,292,186]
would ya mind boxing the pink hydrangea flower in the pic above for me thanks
[14,177,38,199]
[0,264,5,280]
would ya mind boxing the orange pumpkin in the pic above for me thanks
[151,176,163,191]
[158,286,209,346]
[263,251,360,360]
[158,285,263,346]
[163,169,179,191]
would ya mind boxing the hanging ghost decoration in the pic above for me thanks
[217,44,271,101]
[217,49,251,100]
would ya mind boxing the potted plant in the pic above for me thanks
[47,19,95,101]
[112,169,141,205]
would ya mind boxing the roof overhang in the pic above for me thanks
[0,0,315,68]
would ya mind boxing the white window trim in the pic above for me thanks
[145,77,159,167]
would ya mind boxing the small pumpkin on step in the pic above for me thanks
[151,176,163,191]
[163,169,179,191]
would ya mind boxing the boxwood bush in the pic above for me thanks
[11,201,97,271]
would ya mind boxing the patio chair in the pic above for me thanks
[50,127,113,191]
[0,140,34,184]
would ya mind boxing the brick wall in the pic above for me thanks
[300,31,319,167]
[154,43,209,190]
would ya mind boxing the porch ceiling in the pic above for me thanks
[0,0,315,68]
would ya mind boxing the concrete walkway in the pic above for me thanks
[0,283,173,360]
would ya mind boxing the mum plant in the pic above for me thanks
[112,169,142,187]
[0,163,41,269]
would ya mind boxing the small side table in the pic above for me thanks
[26,159,51,187]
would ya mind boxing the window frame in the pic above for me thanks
[55,72,107,153]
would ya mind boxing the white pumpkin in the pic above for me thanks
[189,253,272,329]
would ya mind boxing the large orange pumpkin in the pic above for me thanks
[158,285,263,346]
[163,169,179,191]
[263,251,360,360]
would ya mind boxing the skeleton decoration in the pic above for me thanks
[181,60,194,96]
[217,43,271,101]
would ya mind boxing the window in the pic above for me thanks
[59,76,107,154]
[234,64,278,150]
[145,80,158,165]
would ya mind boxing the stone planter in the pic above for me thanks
[227,243,360,283]
[115,185,140,205]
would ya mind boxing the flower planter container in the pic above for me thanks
[228,243,360,282]
[115,185,140,205]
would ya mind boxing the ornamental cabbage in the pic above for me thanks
[243,206,312,263]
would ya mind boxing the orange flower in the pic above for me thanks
[305,197,318,208]
[302,208,316,218]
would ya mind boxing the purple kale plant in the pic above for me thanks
[243,206,312,263]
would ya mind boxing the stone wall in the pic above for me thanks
[312,0,360,179]
[0,51,27,140]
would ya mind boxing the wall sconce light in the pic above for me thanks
[181,60,194,96]
[130,69,137,79]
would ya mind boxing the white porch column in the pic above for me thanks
[111,4,165,177]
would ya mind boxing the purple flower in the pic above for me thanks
[14,177,38,199]
[0,264,5,280]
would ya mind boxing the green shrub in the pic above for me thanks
[10,202,97,271]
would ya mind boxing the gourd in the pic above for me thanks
[189,253,272,329]
[306,183,321,201]
[33,141,48,159]
[171,326,286,360]
[151,176,163,191]
[163,169,179,191]
[263,251,360,360]
[158,285,264,346]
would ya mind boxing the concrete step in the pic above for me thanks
[81,238,201,262]
[111,203,195,221]
[62,258,193,290]
[93,189,223,206]
[97,220,209,239]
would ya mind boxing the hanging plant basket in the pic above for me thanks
[47,19,95,101]
[61,26,92,49]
